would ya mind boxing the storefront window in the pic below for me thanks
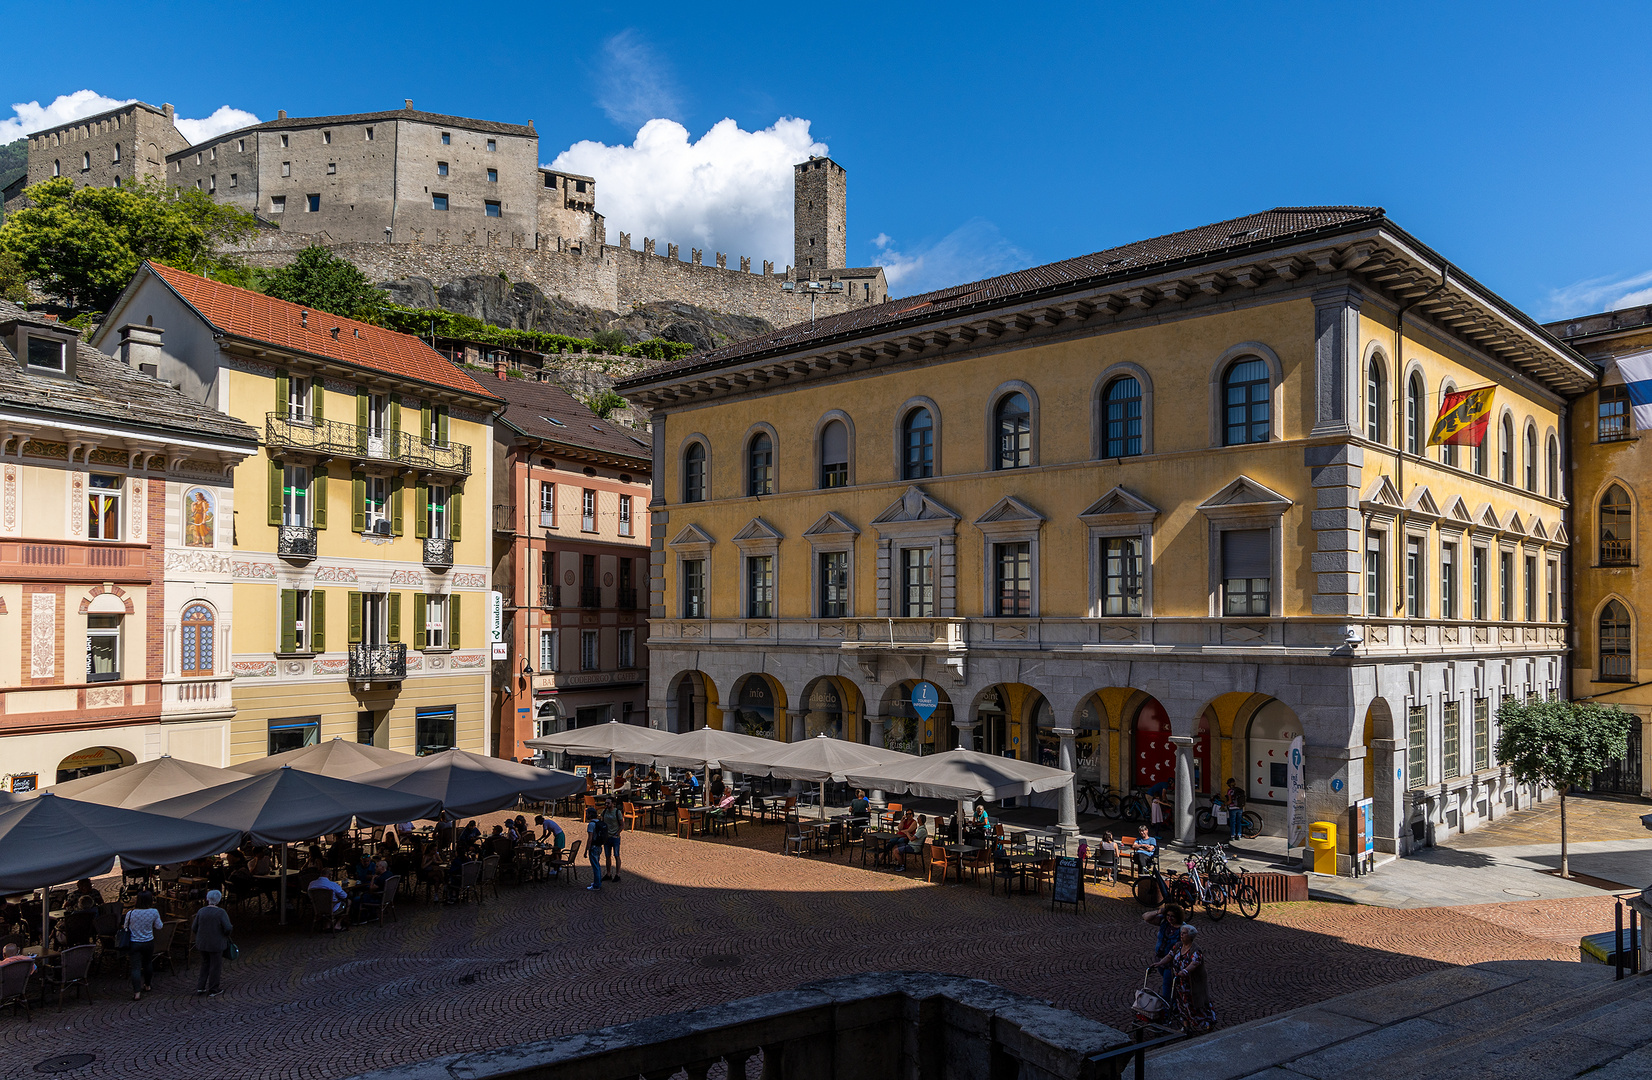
[415,706,457,755]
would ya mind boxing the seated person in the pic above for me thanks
[417,845,444,891]
[0,943,35,977]
[882,812,918,864]
[1092,831,1122,883]
[1132,825,1159,873]
[56,894,99,948]
[708,775,727,804]
[709,790,739,820]
[309,870,349,930]
[460,821,483,848]
[72,878,100,903]
[972,804,992,832]
[848,790,871,821]
[895,815,929,871]
[352,860,393,921]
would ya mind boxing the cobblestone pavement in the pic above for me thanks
[0,813,1601,1080]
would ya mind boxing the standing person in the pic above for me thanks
[191,890,233,997]
[600,797,625,882]
[124,892,165,1000]
[1223,778,1245,842]
[1143,902,1186,1009]
[585,807,608,891]
[1149,788,1170,837]
[848,790,870,823]
[1171,925,1217,1032]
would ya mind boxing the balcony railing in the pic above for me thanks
[617,586,638,609]
[266,413,471,477]
[1602,538,1633,565]
[423,537,454,568]
[580,585,602,608]
[276,524,317,561]
[539,585,559,609]
[492,503,515,533]
[349,642,406,682]
[1602,653,1634,680]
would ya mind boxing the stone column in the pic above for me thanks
[1054,727,1080,843]
[866,714,888,809]
[953,717,978,753]
[1171,735,1196,845]
[690,689,706,732]
[786,710,805,795]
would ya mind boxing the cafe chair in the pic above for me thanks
[358,876,399,925]
[555,840,583,884]
[1031,857,1057,896]
[308,889,341,932]
[477,857,500,903]
[149,921,179,972]
[963,846,993,884]
[676,807,694,839]
[622,802,643,831]
[990,856,1017,897]
[926,844,950,884]
[0,959,31,1020]
[44,943,94,1011]
[783,821,808,857]
[1093,844,1119,884]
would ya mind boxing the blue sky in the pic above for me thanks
[5,2,1651,314]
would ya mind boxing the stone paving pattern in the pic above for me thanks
[0,811,1608,1080]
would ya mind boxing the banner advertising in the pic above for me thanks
[1286,735,1307,848]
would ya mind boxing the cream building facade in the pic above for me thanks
[618,207,1592,863]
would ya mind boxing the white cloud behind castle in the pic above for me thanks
[0,90,257,148]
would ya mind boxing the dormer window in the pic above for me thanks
[26,336,66,372]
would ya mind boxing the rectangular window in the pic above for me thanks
[538,629,557,671]
[282,161,290,176]
[1102,536,1144,616]
[364,476,389,533]
[617,628,635,668]
[539,481,556,527]
[208,174,216,192]
[365,126,374,141]
[424,594,447,650]
[1473,697,1490,772]
[1365,533,1383,616]
[1407,706,1427,789]
[580,629,599,671]
[87,474,121,540]
[1499,550,1513,620]
[1523,555,1537,622]
[414,707,456,756]
[901,547,934,618]
[270,195,285,214]
[994,541,1031,617]
[281,134,289,148]
[682,559,706,618]
[746,555,774,618]
[1546,560,1558,622]
[1441,542,1458,620]
[1600,385,1631,442]
[228,173,237,188]
[237,138,245,152]
[1221,529,1271,616]
[1471,548,1487,620]
[819,550,849,618]
[86,614,121,682]
[576,180,587,193]
[618,494,632,536]
[1406,537,1423,618]
[283,465,310,526]
[441,132,451,145]
[287,375,310,421]
[322,130,331,145]
[581,489,596,531]
[432,193,449,211]
[486,139,497,151]
[427,483,448,539]
[26,336,65,372]
[288,588,313,652]
[437,161,449,176]
[484,201,502,218]
[326,162,336,175]
[306,193,320,212]
[268,716,319,756]
[486,168,498,182]
[1443,700,1461,779]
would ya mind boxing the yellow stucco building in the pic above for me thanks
[96,264,500,764]
[619,207,1592,862]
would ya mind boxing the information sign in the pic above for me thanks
[911,681,939,721]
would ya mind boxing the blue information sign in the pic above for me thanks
[911,681,939,721]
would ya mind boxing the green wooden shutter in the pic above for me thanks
[388,592,401,643]
[351,472,366,532]
[311,589,327,653]
[413,594,427,651]
[419,401,432,445]
[312,380,324,423]
[355,387,368,452]
[436,406,449,445]
[279,589,297,653]
[390,398,401,444]
[276,369,289,414]
[448,593,461,649]
[391,478,405,536]
[413,480,429,539]
[267,456,282,526]
[347,591,363,644]
[312,465,328,529]
[450,488,462,542]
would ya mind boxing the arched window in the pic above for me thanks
[52,159,61,177]
[902,408,934,479]
[1524,425,1537,491]
[995,392,1031,470]
[1547,435,1560,499]
[1600,600,1633,680]
[181,604,215,677]
[1470,426,1486,476]
[819,420,848,489]
[1223,358,1271,445]
[747,432,774,496]
[1406,373,1425,455]
[1498,415,1514,485]
[1102,377,1142,458]
[682,442,706,503]
[81,151,90,171]
[1601,484,1632,565]
[1366,358,1386,443]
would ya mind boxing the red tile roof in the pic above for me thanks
[145,262,502,403]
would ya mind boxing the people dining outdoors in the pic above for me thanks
[1132,825,1158,874]
[55,894,99,949]
[848,790,870,824]
[310,869,349,930]
[895,814,929,871]
[883,811,919,867]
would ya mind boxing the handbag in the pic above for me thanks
[1132,968,1169,1019]
[115,912,132,952]
[224,940,240,961]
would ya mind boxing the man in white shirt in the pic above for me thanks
[310,870,349,930]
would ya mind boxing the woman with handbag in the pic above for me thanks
[190,890,234,997]
[123,892,164,1000]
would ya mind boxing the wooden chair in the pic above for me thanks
[478,855,500,902]
[622,802,643,831]
[308,888,340,932]
[0,957,30,1019]
[43,944,95,1010]
[676,807,694,839]
[926,844,950,883]
[556,840,583,884]
[1030,858,1056,896]
[358,876,399,924]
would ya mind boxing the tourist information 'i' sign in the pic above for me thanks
[912,682,939,721]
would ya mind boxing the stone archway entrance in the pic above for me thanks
[55,746,135,785]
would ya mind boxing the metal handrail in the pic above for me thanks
[266,413,471,476]
[276,524,317,560]
[348,642,407,681]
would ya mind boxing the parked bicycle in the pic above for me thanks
[1200,843,1261,919]
[1075,780,1150,822]
[1131,848,1180,907]
[1172,848,1227,920]
[1194,796,1261,839]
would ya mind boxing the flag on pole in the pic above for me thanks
[1613,349,1652,432]
[1428,386,1496,446]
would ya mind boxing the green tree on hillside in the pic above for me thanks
[0,177,257,310]
[1495,698,1633,878]
[261,245,385,321]
[584,389,627,419]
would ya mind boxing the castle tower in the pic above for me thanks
[793,156,846,277]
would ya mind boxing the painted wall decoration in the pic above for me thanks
[30,593,56,679]
[183,487,216,547]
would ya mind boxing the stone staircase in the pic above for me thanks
[1149,959,1652,1079]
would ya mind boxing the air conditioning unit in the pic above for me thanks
[372,519,393,536]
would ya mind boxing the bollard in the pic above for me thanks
[1617,899,1626,981]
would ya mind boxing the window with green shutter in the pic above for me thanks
[389,398,401,444]
[276,370,289,413]
[355,387,369,452]
[311,590,327,652]
[414,480,429,539]
[347,591,363,644]
[391,478,404,536]
[312,465,328,529]
[388,592,401,643]
[280,589,298,653]
[436,406,449,446]
[267,456,283,526]
[419,401,432,446]
[312,379,324,423]
[449,593,461,649]
[351,472,366,532]
[450,488,462,542]
[413,593,427,650]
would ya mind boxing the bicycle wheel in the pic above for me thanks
[1204,889,1227,921]
[1121,796,1146,823]
[1240,812,1262,839]
[1194,808,1215,833]
[1234,883,1261,919]
[1134,875,1165,907]
[1076,787,1094,816]
[1169,878,1197,911]
[1098,792,1123,819]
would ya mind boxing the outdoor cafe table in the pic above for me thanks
[860,830,900,866]
[1000,852,1043,894]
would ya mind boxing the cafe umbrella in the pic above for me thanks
[27,755,243,809]
[229,736,415,780]
[143,766,443,924]
[721,735,914,819]
[523,721,676,787]
[844,747,1074,840]
[350,748,586,817]
[648,726,787,804]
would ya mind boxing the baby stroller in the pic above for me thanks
[1131,966,1174,1025]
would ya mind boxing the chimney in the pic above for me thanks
[117,323,165,371]
[162,103,174,120]
[494,353,508,380]
[404,99,413,110]
[278,109,287,120]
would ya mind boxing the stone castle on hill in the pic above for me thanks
[8,99,888,330]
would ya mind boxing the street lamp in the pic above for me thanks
[780,279,844,326]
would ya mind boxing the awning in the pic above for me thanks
[649,726,786,771]
[351,749,585,817]
[523,720,675,763]
[844,748,1073,802]
[721,735,913,782]
[32,755,243,809]
[229,736,416,780]
[0,793,242,893]
[141,766,443,844]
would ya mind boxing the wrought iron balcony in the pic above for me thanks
[492,503,515,534]
[423,537,454,569]
[617,586,638,609]
[276,524,317,561]
[349,642,406,682]
[580,585,602,608]
[266,413,471,478]
[539,585,560,609]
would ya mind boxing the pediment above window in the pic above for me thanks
[732,517,783,554]
[1471,502,1501,533]
[1359,475,1402,518]
[668,523,714,548]
[1503,511,1527,539]
[872,485,960,538]
[1078,485,1160,527]
[1404,485,1441,523]
[1197,475,1292,522]
[974,495,1045,527]
[1549,521,1569,548]
[1528,518,1549,542]
[803,511,860,538]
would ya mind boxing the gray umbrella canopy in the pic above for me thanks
[142,766,443,844]
[649,726,783,770]
[0,793,242,893]
[230,736,415,779]
[844,748,1072,802]
[351,749,585,817]
[32,755,242,809]
[522,720,674,762]
[721,735,913,782]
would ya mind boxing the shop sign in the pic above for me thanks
[59,747,125,771]
[489,591,504,643]
[7,774,38,793]
[492,641,508,660]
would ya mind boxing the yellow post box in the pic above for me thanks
[1307,821,1338,875]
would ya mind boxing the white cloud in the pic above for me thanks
[871,219,1032,297]
[1541,268,1652,320]
[552,116,826,268]
[0,90,258,147]
[594,31,682,129]
[174,105,261,145]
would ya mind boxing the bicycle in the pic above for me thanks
[1171,848,1227,920]
[1075,779,1122,818]
[1201,843,1261,919]
[1194,798,1261,839]
[1131,848,1181,907]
